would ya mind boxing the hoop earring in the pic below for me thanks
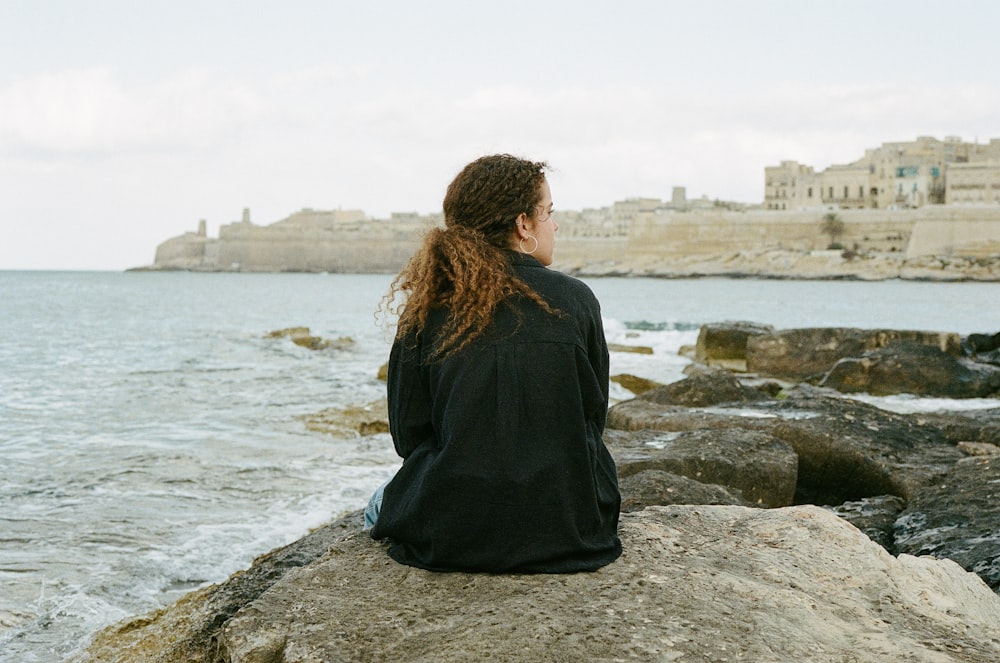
[519,235,539,255]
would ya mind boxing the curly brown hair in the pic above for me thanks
[382,154,559,360]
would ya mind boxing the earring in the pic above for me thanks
[519,235,539,255]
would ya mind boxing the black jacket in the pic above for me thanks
[370,252,622,572]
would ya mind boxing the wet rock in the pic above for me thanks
[829,495,906,552]
[607,343,654,354]
[609,373,662,395]
[302,399,389,437]
[894,457,1000,592]
[965,330,1000,354]
[819,341,1000,398]
[266,327,355,351]
[746,328,962,382]
[607,428,797,507]
[618,469,752,511]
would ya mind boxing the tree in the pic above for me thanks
[820,212,845,249]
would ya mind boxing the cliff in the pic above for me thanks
[136,205,1000,281]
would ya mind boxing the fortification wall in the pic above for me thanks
[148,205,1000,276]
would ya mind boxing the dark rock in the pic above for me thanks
[607,428,797,507]
[829,495,906,552]
[638,368,770,407]
[746,328,962,382]
[894,457,1000,592]
[965,330,1000,354]
[618,469,752,511]
[609,379,964,506]
[819,341,1000,397]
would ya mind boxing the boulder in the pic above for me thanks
[746,328,962,381]
[965,330,1000,354]
[637,368,771,407]
[608,380,965,505]
[819,341,1000,398]
[618,469,752,511]
[695,320,775,370]
[894,456,1000,592]
[209,507,999,663]
[829,495,906,552]
[607,428,798,507]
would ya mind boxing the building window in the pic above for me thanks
[829,186,834,198]
[859,186,864,198]
[843,186,849,198]
[808,187,813,197]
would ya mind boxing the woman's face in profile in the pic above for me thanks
[528,180,558,266]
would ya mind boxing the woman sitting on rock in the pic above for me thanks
[367,154,622,573]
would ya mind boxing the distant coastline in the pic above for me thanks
[133,203,1000,282]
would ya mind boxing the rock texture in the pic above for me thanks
[80,507,1000,663]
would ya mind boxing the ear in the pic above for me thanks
[515,212,536,238]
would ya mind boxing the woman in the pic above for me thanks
[369,154,621,573]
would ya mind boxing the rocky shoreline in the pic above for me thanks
[564,249,1000,282]
[77,323,1000,662]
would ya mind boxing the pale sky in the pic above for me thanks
[2,0,999,270]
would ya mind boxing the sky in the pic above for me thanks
[1,0,999,270]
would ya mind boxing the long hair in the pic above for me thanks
[382,154,558,360]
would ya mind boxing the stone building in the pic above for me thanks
[765,136,1000,211]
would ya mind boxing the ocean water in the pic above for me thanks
[1,271,998,661]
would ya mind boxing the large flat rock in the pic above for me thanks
[217,506,999,663]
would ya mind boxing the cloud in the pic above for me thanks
[0,67,263,156]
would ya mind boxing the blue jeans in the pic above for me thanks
[364,479,391,530]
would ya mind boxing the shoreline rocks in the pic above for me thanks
[77,321,1000,662]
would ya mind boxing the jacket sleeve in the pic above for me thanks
[386,333,435,459]
[584,291,611,432]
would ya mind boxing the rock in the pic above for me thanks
[607,428,798,507]
[266,327,354,351]
[77,512,363,663]
[209,506,1000,663]
[958,441,1000,456]
[609,381,966,506]
[618,469,752,511]
[695,320,775,371]
[894,457,1000,592]
[609,373,663,395]
[637,368,771,407]
[301,399,389,437]
[607,342,654,354]
[819,341,1000,397]
[964,331,1000,354]
[746,328,962,382]
[829,495,906,552]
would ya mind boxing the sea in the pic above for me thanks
[2,271,999,662]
